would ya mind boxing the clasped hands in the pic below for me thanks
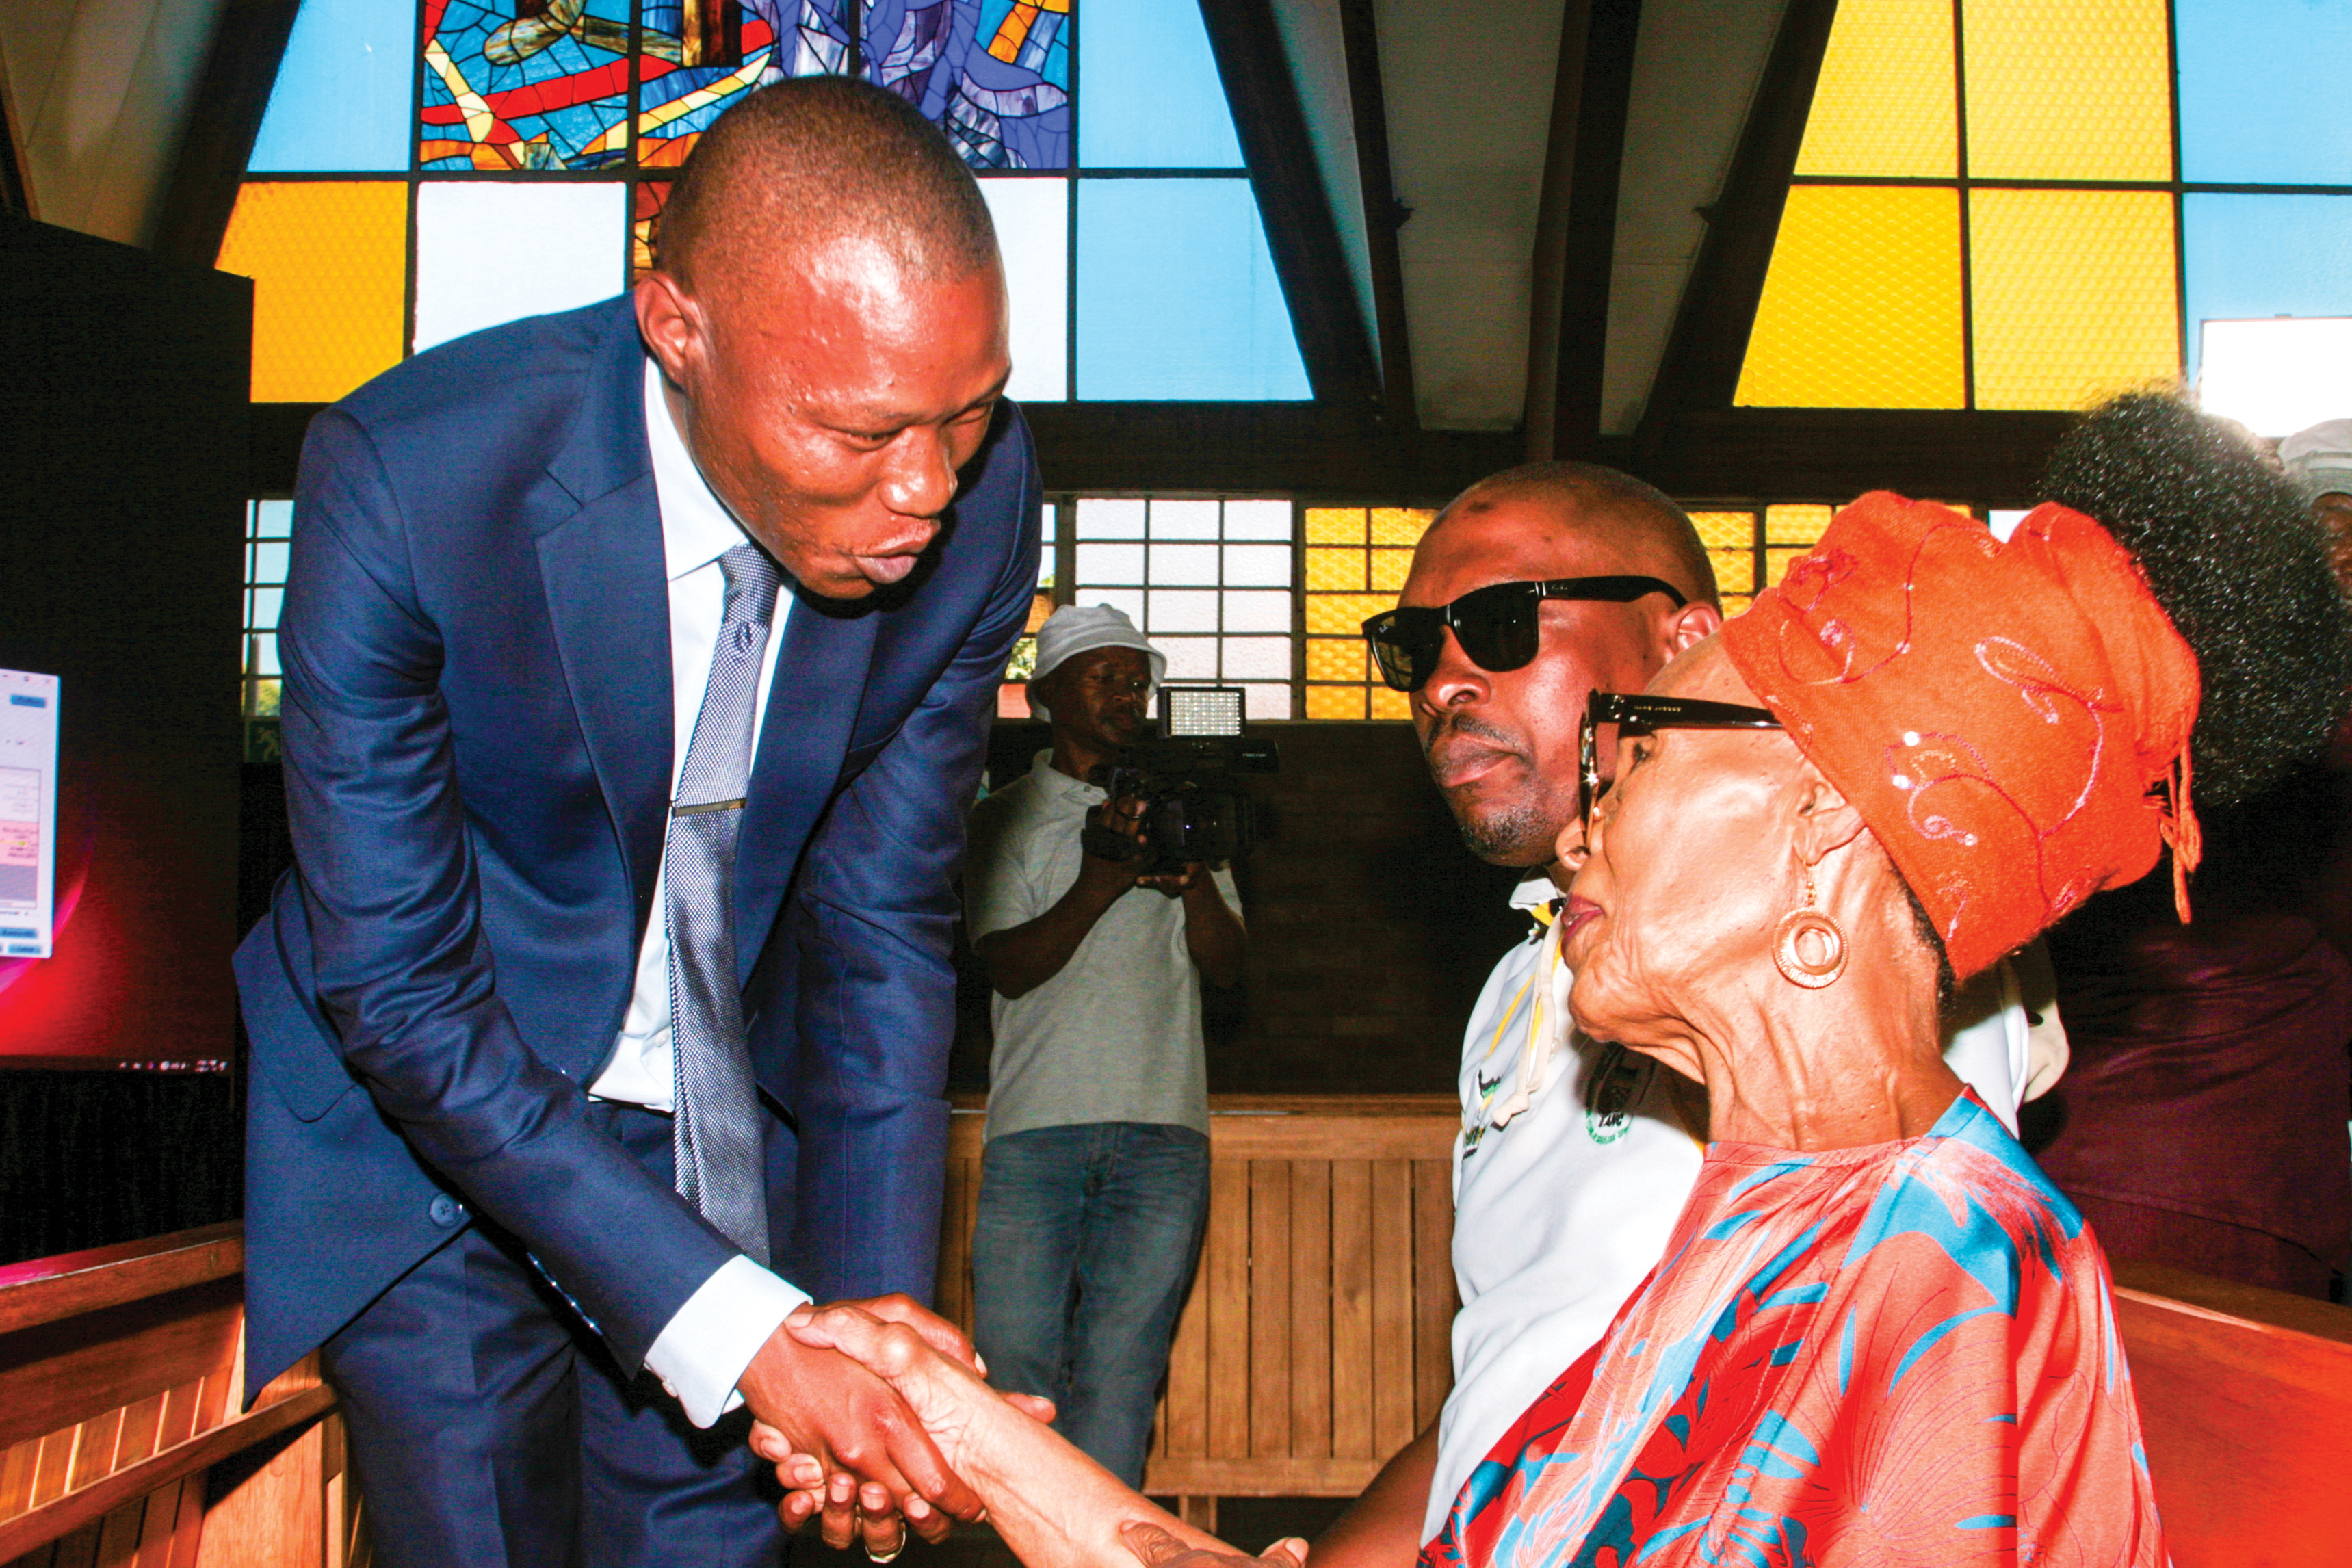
[745,1299,1307,1568]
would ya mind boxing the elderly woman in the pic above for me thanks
[764,397,2346,1568]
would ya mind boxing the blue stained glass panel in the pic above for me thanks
[1077,179,1308,399]
[635,2,800,169]
[1079,0,1242,168]
[865,0,1071,168]
[419,0,636,172]
[2182,194,2352,380]
[2178,0,2352,185]
[247,0,413,171]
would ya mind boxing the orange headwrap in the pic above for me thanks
[1720,493,2202,980]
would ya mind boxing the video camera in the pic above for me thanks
[1080,686,1279,876]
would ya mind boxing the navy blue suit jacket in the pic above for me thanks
[234,298,1041,1398]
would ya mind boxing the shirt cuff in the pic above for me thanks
[642,1255,811,1428]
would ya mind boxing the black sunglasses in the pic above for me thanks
[1362,577,1688,693]
[1578,692,1785,833]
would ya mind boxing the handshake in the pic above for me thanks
[739,1298,1308,1568]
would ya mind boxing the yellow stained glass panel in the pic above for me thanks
[1306,638,1368,684]
[1764,505,1833,545]
[1721,594,1755,620]
[1765,547,1814,588]
[217,181,408,403]
[1370,548,1415,592]
[1305,593,1392,635]
[1961,0,2171,181]
[1689,511,1754,549]
[1307,685,1367,720]
[1306,549,1368,592]
[1795,0,1957,178]
[1370,508,1437,547]
[1734,186,1966,409]
[1369,687,1412,720]
[1708,547,1755,597]
[1969,189,2180,411]
[1305,508,1367,545]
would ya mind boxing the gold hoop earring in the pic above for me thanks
[1773,861,1848,989]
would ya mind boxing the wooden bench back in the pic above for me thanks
[0,1225,352,1568]
[935,1097,1461,1507]
[2111,1262,2352,1568]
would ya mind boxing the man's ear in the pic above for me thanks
[1664,599,1724,659]
[633,271,708,391]
[1791,763,1870,870]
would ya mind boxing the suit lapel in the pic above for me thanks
[733,588,880,982]
[535,304,672,915]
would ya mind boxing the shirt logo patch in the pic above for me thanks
[1584,1042,1649,1145]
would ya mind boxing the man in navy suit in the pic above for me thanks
[233,77,1040,1566]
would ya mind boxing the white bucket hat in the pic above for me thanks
[1028,604,1165,721]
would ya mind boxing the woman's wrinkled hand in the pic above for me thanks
[1119,1522,1309,1568]
[750,1304,1058,1552]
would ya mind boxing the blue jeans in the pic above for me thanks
[970,1121,1211,1487]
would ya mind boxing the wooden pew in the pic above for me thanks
[935,1095,1462,1530]
[0,1225,359,1568]
[2111,1261,2352,1568]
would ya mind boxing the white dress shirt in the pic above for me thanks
[585,359,807,1427]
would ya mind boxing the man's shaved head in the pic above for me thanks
[1432,462,1719,610]
[1402,461,1723,867]
[632,74,1010,600]
[656,74,999,292]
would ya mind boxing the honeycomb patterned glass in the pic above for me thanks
[1794,0,1957,178]
[1764,505,1833,546]
[1303,506,1435,720]
[1970,188,2180,410]
[215,181,408,403]
[1735,186,1967,409]
[1961,0,2173,181]
[1689,511,1758,601]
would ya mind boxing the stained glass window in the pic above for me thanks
[1301,506,1433,720]
[220,0,1304,406]
[244,500,295,756]
[1736,0,2352,430]
[1069,498,1296,718]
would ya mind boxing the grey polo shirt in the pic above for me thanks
[964,750,1239,1141]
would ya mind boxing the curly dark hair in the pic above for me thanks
[2039,392,2352,809]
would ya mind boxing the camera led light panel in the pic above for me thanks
[1162,685,1245,738]
[0,670,59,959]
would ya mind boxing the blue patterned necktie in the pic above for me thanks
[667,543,781,1264]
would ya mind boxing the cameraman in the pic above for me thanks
[961,604,1245,1487]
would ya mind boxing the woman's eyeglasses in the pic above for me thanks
[1361,577,1688,693]
[1578,692,1785,834]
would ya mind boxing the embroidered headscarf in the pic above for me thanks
[1721,492,2202,980]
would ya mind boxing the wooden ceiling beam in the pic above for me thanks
[1335,0,1417,429]
[1199,0,1387,414]
[151,0,304,267]
[1524,0,1643,462]
[1631,0,1836,452]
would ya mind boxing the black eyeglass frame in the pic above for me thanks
[1578,692,1786,835]
[1361,576,1690,693]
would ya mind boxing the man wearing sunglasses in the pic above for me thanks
[1311,463,2059,1568]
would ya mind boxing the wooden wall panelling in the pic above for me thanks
[1286,1160,1333,1462]
[1203,1160,1253,1463]
[1247,1162,1292,1459]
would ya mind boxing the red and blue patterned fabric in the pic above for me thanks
[1422,1090,2167,1568]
